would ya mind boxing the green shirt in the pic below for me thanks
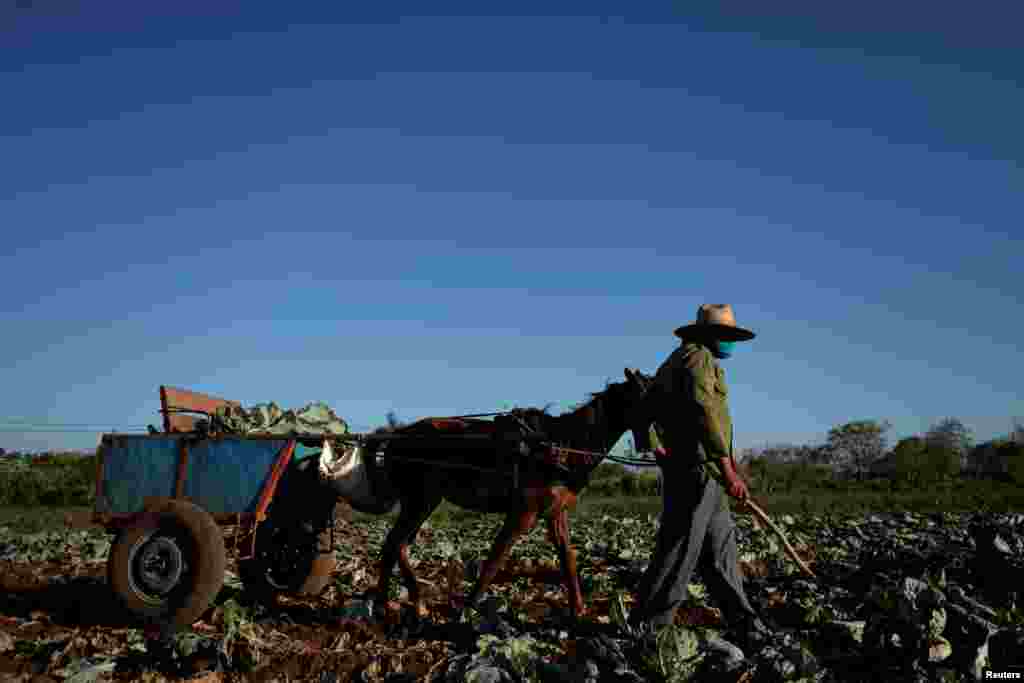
[645,342,734,496]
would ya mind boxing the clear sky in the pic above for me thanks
[2,2,1021,455]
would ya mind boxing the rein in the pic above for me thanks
[587,369,660,468]
[606,452,660,468]
[541,382,661,469]
[543,445,606,469]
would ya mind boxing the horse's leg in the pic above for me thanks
[547,506,586,618]
[375,493,437,607]
[375,505,411,602]
[465,507,539,610]
[395,495,441,613]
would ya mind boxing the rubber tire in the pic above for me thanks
[107,500,226,628]
[239,527,334,603]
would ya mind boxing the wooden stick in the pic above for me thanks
[741,499,816,578]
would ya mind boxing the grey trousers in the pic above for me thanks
[630,461,758,628]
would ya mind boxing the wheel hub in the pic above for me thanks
[260,526,317,591]
[131,534,185,597]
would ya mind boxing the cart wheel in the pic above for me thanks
[239,527,334,602]
[107,500,226,628]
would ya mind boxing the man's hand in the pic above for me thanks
[725,473,749,502]
[719,457,749,502]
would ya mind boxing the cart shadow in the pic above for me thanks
[0,574,140,628]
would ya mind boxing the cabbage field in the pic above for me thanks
[1,499,1023,682]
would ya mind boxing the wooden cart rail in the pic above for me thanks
[160,385,240,434]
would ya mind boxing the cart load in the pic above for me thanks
[211,400,350,437]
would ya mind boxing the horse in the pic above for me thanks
[365,368,650,619]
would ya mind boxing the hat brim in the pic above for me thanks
[674,323,756,342]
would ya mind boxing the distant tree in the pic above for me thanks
[736,447,760,464]
[891,436,928,484]
[760,443,804,464]
[1002,440,1024,484]
[824,420,892,480]
[1011,418,1024,444]
[757,445,783,464]
[925,418,974,472]
[798,444,830,464]
[970,439,1006,480]
[924,443,961,483]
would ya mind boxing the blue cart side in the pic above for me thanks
[98,434,289,515]
[92,434,299,556]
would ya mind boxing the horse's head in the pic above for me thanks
[622,367,655,452]
[583,367,653,453]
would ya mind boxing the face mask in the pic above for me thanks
[710,340,735,359]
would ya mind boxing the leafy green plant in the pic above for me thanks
[0,455,96,507]
[631,626,705,683]
[994,605,1024,628]
[610,591,629,631]
[474,634,560,683]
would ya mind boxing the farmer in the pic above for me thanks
[627,304,772,653]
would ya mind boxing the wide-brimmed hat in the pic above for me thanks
[674,304,756,342]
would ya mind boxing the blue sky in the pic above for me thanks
[2,2,1021,455]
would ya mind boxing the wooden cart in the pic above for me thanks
[72,386,345,627]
